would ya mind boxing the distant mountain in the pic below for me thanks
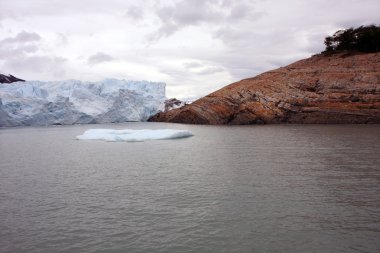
[164,98,187,112]
[0,79,166,127]
[0,74,25,83]
[149,52,380,124]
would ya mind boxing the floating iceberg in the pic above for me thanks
[76,129,193,142]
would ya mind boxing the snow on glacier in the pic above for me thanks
[0,79,166,127]
[76,129,194,142]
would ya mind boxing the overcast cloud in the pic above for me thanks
[88,52,115,65]
[0,0,379,99]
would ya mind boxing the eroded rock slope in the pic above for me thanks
[149,53,380,124]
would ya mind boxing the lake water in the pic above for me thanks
[1,123,380,253]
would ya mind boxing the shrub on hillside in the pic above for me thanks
[324,25,380,53]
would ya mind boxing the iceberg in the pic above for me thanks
[76,128,194,142]
[0,79,166,127]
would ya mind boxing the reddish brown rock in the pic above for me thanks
[149,52,380,124]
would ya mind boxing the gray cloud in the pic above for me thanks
[0,30,67,78]
[182,61,224,75]
[183,62,203,69]
[1,31,41,44]
[56,33,68,46]
[0,31,41,58]
[0,0,128,19]
[228,3,252,20]
[337,19,379,29]
[6,55,67,76]
[0,43,39,58]
[1,54,68,79]
[88,52,114,65]
[125,5,144,20]
[148,0,259,41]
[209,27,305,79]
[197,66,224,75]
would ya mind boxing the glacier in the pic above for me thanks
[0,79,166,127]
[76,128,194,142]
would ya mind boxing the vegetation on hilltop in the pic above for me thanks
[324,25,380,53]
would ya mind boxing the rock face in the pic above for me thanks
[0,79,166,127]
[164,98,186,112]
[0,74,25,83]
[149,52,380,124]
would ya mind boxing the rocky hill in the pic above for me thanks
[149,52,380,124]
[0,74,25,83]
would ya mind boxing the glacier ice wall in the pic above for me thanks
[0,79,166,127]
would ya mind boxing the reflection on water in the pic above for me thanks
[0,123,379,253]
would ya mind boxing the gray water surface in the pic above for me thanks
[1,123,380,253]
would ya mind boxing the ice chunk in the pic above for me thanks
[76,128,193,142]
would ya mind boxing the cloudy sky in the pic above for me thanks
[1,0,379,99]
